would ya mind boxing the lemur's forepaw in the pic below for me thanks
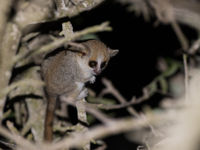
[78,88,88,99]
[89,76,96,84]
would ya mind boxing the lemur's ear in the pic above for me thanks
[68,42,89,56]
[108,48,119,57]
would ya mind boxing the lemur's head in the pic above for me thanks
[73,40,118,76]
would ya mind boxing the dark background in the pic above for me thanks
[69,1,197,149]
[70,0,196,97]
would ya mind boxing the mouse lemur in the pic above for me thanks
[41,39,119,142]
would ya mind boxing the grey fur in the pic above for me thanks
[42,50,85,98]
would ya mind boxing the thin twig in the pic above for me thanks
[100,78,140,117]
[86,96,147,110]
[171,22,189,50]
[183,54,189,103]
[188,38,200,55]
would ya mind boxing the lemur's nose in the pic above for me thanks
[94,68,101,75]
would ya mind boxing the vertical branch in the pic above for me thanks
[76,99,88,125]
[0,23,21,119]
[171,22,189,102]
[183,54,189,103]
[0,24,21,91]
[24,98,45,142]
[0,0,55,100]
[76,99,90,150]
[0,0,12,48]
[171,22,189,50]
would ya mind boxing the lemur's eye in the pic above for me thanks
[89,61,97,68]
[100,61,106,69]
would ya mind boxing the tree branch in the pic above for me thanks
[44,112,166,150]
[14,21,112,66]
[54,0,105,18]
[0,0,12,48]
